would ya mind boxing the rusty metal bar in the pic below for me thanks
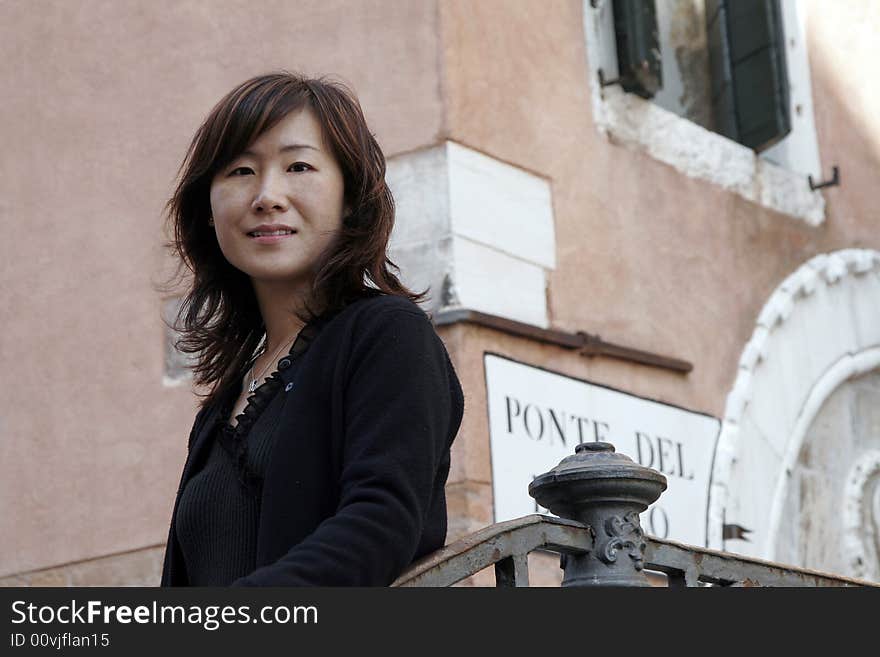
[495,554,530,587]
[391,515,594,588]
[394,515,878,587]
[396,445,877,587]
[643,537,871,587]
[432,308,692,374]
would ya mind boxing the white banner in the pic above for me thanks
[485,353,720,546]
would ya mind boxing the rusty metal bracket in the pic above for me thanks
[597,68,622,89]
[722,523,752,541]
[577,331,607,357]
[808,165,840,191]
[576,330,692,373]
[433,308,693,374]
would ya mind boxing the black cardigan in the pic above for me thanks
[160,293,464,586]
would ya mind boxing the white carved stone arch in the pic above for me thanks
[707,249,880,566]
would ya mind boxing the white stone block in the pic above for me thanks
[387,237,454,310]
[848,248,879,274]
[746,320,814,460]
[452,235,549,328]
[848,272,880,349]
[386,145,450,250]
[752,325,771,363]
[739,338,762,371]
[784,264,819,297]
[756,292,788,329]
[386,141,557,325]
[750,283,861,459]
[821,252,848,284]
[447,142,556,269]
[757,159,825,226]
[711,424,739,502]
[803,277,862,362]
[724,368,753,421]
[723,415,783,559]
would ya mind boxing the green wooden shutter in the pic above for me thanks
[706,0,791,152]
[612,0,662,99]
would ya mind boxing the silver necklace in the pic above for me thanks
[246,333,297,393]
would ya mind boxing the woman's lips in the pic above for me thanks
[249,232,296,244]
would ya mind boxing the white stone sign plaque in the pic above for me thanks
[485,353,720,546]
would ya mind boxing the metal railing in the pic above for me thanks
[393,443,878,588]
[392,515,871,587]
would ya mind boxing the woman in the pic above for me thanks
[160,72,464,586]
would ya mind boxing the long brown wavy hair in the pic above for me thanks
[164,72,426,409]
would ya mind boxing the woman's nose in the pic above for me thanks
[251,175,290,213]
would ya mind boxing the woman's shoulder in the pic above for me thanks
[334,292,430,326]
[315,293,438,358]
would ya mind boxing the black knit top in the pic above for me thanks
[162,294,464,586]
[174,322,318,586]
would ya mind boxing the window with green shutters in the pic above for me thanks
[610,0,791,153]
[705,0,790,152]
[584,0,825,223]
[611,0,662,99]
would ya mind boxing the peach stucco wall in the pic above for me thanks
[434,0,880,570]
[436,0,880,417]
[0,0,444,577]
[2,0,878,582]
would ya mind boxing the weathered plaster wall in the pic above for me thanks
[708,249,880,558]
[3,0,879,584]
[432,0,880,584]
[806,0,880,241]
[436,0,880,420]
[652,0,712,129]
[775,370,880,581]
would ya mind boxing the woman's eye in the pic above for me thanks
[229,166,254,176]
[289,162,313,173]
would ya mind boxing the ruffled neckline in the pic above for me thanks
[221,319,321,427]
[212,319,323,492]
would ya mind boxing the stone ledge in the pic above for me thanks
[597,88,825,225]
[0,546,164,587]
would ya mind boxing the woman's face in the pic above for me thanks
[209,107,348,289]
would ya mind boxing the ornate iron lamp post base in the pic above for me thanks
[530,442,667,587]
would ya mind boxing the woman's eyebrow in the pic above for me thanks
[279,143,320,154]
[240,143,320,158]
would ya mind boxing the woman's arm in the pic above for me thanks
[161,403,214,587]
[232,305,463,586]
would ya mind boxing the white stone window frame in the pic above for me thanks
[583,0,826,226]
